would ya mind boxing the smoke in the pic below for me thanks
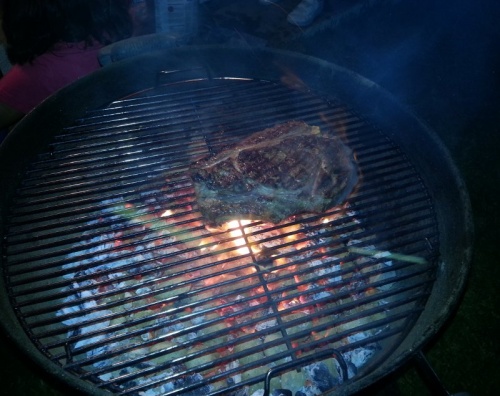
[418,0,500,111]
[297,0,500,132]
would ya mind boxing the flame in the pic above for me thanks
[160,209,173,217]
[274,257,288,266]
[282,223,301,240]
[227,220,253,255]
[198,237,218,252]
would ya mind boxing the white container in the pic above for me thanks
[154,0,199,38]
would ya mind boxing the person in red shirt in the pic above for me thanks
[0,0,134,133]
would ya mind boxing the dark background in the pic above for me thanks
[1,0,499,394]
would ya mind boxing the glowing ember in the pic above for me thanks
[226,219,255,256]
[160,209,173,217]
[54,180,403,396]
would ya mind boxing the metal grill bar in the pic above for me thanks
[6,147,424,270]
[2,78,439,395]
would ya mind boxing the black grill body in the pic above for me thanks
[0,47,472,396]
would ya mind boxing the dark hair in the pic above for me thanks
[1,0,133,65]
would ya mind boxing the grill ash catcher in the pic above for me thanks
[0,47,473,395]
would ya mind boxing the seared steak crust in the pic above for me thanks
[190,121,358,226]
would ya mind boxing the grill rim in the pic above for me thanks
[0,46,473,396]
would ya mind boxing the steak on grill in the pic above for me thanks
[189,121,359,226]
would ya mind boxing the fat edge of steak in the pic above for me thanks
[189,121,359,226]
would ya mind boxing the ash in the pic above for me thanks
[54,182,395,395]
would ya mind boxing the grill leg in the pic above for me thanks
[413,351,470,396]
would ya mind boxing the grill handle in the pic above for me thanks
[263,348,348,396]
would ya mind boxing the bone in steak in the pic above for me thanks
[189,120,359,226]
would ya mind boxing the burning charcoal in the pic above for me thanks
[98,372,113,382]
[56,300,82,326]
[88,343,115,368]
[120,379,138,389]
[340,332,381,377]
[70,308,112,349]
[225,360,242,385]
[135,361,153,370]
[190,306,206,325]
[140,330,154,341]
[263,333,288,357]
[159,381,176,394]
[117,365,153,389]
[74,275,94,287]
[308,257,342,284]
[343,345,378,372]
[74,333,107,350]
[298,284,331,305]
[271,389,293,396]
[344,361,358,379]
[304,362,339,392]
[228,387,250,396]
[139,389,159,396]
[294,385,322,396]
[255,246,276,266]
[174,373,212,395]
[371,260,397,291]
[52,132,398,396]
[134,370,176,395]
[255,318,277,332]
[127,260,156,276]
[185,331,199,342]
[280,368,309,394]
[136,286,152,295]
[122,291,134,309]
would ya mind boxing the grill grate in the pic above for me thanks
[3,78,439,395]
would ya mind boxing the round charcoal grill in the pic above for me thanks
[0,47,472,396]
